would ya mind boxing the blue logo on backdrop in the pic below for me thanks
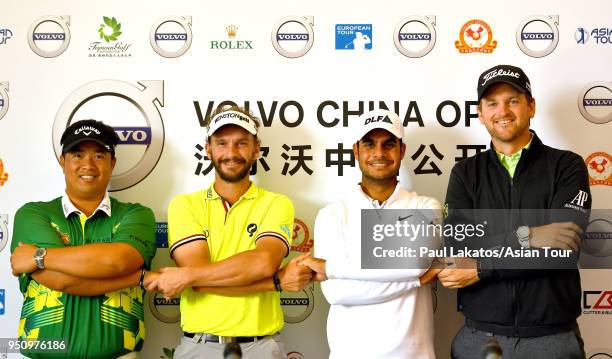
[156,222,168,248]
[335,24,372,50]
[113,127,152,145]
[576,27,612,44]
[0,28,13,45]
[0,289,5,315]
[576,28,590,44]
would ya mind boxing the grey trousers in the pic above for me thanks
[451,325,586,359]
[174,334,287,359]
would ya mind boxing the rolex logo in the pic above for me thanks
[211,25,253,50]
[226,25,238,38]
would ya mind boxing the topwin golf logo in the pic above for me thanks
[0,82,9,121]
[393,16,436,58]
[28,15,71,58]
[271,16,314,58]
[150,16,192,58]
[53,80,165,191]
[516,15,559,58]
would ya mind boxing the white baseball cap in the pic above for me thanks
[207,110,258,137]
[353,109,404,143]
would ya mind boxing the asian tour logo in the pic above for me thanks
[578,82,612,124]
[28,15,71,58]
[516,15,559,57]
[0,28,13,45]
[393,16,436,58]
[585,152,612,186]
[89,16,132,58]
[456,19,497,53]
[150,16,192,58]
[271,16,314,58]
[53,80,165,191]
[335,24,372,51]
[576,27,612,45]
[0,82,8,121]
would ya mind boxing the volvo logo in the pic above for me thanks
[0,214,8,253]
[28,15,71,58]
[150,16,192,58]
[516,15,559,58]
[578,82,612,124]
[0,82,8,121]
[393,16,436,58]
[271,16,314,58]
[53,80,165,191]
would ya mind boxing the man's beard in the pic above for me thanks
[211,156,254,183]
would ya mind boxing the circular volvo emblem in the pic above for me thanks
[0,82,9,121]
[281,284,314,323]
[578,82,612,124]
[516,15,559,58]
[271,16,314,58]
[582,218,612,258]
[150,16,192,58]
[148,291,181,323]
[53,80,165,191]
[0,214,8,253]
[393,16,436,58]
[28,15,71,58]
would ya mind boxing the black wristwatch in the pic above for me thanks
[273,272,282,292]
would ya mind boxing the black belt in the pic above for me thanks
[183,331,271,344]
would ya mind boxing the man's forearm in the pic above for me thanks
[193,277,275,296]
[31,269,141,296]
[188,249,279,287]
[44,243,143,278]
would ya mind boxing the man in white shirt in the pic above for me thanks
[300,109,443,358]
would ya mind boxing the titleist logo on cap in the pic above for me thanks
[74,126,101,136]
[480,69,520,87]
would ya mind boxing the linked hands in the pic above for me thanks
[145,254,327,299]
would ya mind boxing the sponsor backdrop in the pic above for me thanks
[0,0,611,357]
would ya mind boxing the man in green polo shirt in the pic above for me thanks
[146,106,312,359]
[10,119,157,359]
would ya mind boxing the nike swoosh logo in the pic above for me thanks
[398,215,413,221]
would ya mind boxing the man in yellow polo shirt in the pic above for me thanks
[147,106,312,359]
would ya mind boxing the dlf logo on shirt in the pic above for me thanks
[335,24,372,50]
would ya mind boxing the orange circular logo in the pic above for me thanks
[455,19,497,53]
[291,218,313,253]
[585,152,612,186]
